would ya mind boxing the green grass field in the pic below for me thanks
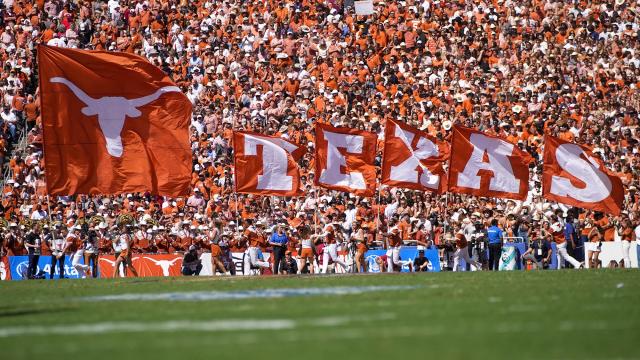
[1,270,639,360]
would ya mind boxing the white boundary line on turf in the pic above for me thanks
[0,313,398,338]
[0,319,295,338]
[81,285,421,302]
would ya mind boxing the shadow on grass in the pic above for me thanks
[0,307,74,318]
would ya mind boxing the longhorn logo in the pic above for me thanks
[50,77,181,157]
[99,256,139,277]
[0,260,6,280]
[143,257,181,276]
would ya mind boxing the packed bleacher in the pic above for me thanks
[0,0,639,277]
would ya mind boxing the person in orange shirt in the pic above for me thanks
[210,235,229,275]
[453,229,482,272]
[318,222,348,274]
[244,220,270,272]
[62,225,92,279]
[383,225,403,273]
[350,220,367,273]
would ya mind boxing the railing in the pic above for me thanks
[1,124,29,187]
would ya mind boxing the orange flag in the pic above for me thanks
[448,125,532,200]
[38,45,192,197]
[314,123,377,196]
[233,131,306,196]
[543,135,624,215]
[381,119,449,193]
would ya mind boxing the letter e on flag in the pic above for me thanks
[314,123,377,196]
[448,125,532,200]
[233,131,306,196]
[542,135,624,215]
[38,45,192,197]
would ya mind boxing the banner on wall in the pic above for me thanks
[1,257,11,280]
[365,247,440,273]
[499,246,517,270]
[98,254,183,278]
[8,256,82,280]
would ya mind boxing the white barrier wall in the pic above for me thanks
[583,241,638,268]
[199,252,270,276]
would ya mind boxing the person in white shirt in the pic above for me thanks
[48,226,66,279]
[84,226,99,278]
[30,205,47,221]
[61,226,91,279]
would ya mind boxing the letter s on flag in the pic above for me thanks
[381,119,449,193]
[314,123,377,196]
[233,131,306,196]
[448,125,532,200]
[542,135,624,215]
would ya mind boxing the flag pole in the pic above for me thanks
[314,189,319,235]
[376,183,381,238]
[231,111,240,236]
[443,193,449,235]
[45,194,55,237]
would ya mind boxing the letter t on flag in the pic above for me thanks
[233,131,306,196]
[38,45,192,197]
[542,135,624,215]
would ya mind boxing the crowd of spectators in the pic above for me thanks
[1,0,639,272]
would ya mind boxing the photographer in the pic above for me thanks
[470,220,488,270]
[522,232,552,270]
[440,233,456,271]
[413,248,430,272]
[182,245,202,276]
[24,224,42,279]
[283,250,298,274]
[84,227,99,278]
[218,234,236,276]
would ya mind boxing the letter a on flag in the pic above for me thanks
[38,45,192,197]
[543,135,624,215]
[233,131,306,196]
[448,125,532,200]
[314,123,377,196]
[381,119,449,193]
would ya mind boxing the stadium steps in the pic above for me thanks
[1,125,29,187]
